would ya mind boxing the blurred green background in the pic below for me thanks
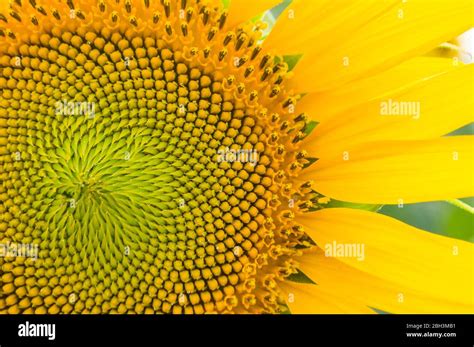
[380,198,474,242]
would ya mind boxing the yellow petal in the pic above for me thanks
[301,63,474,157]
[296,208,474,312]
[300,136,474,204]
[297,56,460,123]
[226,0,282,28]
[297,246,474,313]
[264,0,398,56]
[284,0,473,93]
[280,280,375,314]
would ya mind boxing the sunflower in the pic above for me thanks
[0,0,473,314]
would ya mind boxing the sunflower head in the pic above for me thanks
[0,0,324,314]
[1,0,473,315]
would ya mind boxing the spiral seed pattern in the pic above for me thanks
[0,0,323,314]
